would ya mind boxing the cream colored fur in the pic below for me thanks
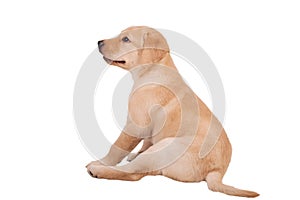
[86,26,259,198]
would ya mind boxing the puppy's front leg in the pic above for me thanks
[100,131,141,166]
[127,139,152,161]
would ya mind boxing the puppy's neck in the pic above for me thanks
[130,53,178,82]
[158,53,177,70]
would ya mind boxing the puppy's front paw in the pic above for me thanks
[127,153,138,162]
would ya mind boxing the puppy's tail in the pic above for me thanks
[206,172,259,198]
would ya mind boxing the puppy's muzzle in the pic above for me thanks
[98,40,104,53]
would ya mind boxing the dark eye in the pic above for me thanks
[122,36,130,42]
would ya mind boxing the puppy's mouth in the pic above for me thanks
[103,57,126,65]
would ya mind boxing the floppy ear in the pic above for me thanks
[142,31,169,50]
[142,32,157,48]
[141,31,169,62]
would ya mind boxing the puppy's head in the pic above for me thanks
[98,26,169,70]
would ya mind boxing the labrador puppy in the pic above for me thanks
[86,26,259,198]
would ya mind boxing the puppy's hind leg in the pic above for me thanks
[87,164,147,181]
[87,148,162,181]
[120,137,192,176]
[87,137,187,181]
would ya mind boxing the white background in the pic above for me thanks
[0,0,299,199]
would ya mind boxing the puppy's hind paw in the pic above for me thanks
[86,164,104,179]
[86,160,103,168]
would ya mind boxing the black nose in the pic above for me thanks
[98,40,104,48]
